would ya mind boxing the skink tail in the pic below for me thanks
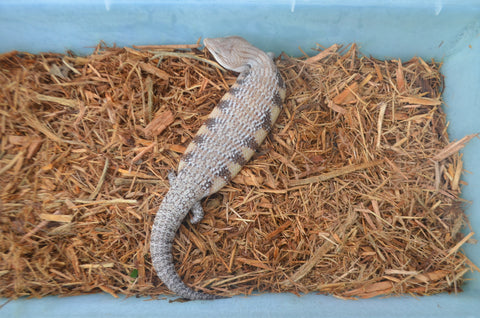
[150,188,222,300]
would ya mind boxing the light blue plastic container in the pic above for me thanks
[1,1,479,317]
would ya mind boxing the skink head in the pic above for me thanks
[204,36,270,73]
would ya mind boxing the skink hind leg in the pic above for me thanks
[167,170,177,185]
[190,201,204,224]
[167,170,205,224]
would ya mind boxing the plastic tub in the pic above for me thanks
[1,1,479,317]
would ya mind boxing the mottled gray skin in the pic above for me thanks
[150,36,286,300]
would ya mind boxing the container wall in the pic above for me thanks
[1,1,479,317]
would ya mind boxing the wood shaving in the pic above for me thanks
[0,42,478,299]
